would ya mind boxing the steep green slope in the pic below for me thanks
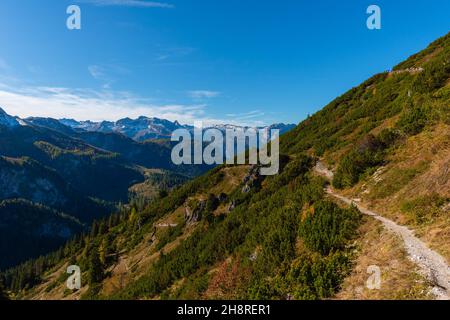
[2,31,449,300]
[281,32,449,160]
[111,160,361,300]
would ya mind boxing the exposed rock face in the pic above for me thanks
[227,200,236,212]
[243,165,260,184]
[0,165,67,207]
[249,249,259,261]
[389,67,424,75]
[241,165,262,194]
[148,227,157,245]
[156,223,178,228]
[242,184,251,193]
[184,200,206,225]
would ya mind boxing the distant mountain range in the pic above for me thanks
[0,107,295,269]
[57,117,296,142]
[59,117,187,141]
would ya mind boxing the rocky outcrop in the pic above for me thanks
[184,200,206,225]
[389,67,424,75]
[241,165,262,194]
[156,223,179,228]
[227,200,236,213]
[148,227,157,245]
[243,165,260,184]
[242,184,251,193]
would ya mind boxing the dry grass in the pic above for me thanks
[336,217,432,300]
[209,165,250,195]
[341,123,450,262]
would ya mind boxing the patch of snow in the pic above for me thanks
[0,107,19,127]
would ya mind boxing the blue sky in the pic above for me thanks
[0,0,448,125]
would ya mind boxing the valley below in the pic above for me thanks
[0,31,449,301]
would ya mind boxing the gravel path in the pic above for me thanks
[314,162,450,300]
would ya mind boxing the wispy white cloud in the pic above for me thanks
[0,83,266,126]
[88,64,131,89]
[0,78,267,127]
[154,46,196,63]
[88,65,103,79]
[188,90,221,99]
[88,66,114,89]
[226,110,266,120]
[82,0,174,8]
[0,84,202,124]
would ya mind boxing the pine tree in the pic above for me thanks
[87,246,104,285]
[98,220,107,235]
[99,238,108,266]
[108,214,117,229]
[129,207,137,223]
[90,221,99,238]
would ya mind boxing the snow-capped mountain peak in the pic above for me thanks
[0,107,20,128]
[57,116,295,142]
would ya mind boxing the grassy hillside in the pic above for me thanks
[280,31,450,262]
[1,32,448,300]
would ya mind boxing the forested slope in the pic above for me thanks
[1,31,449,300]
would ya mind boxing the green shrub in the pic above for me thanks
[299,201,361,255]
[397,106,429,135]
[156,223,185,251]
